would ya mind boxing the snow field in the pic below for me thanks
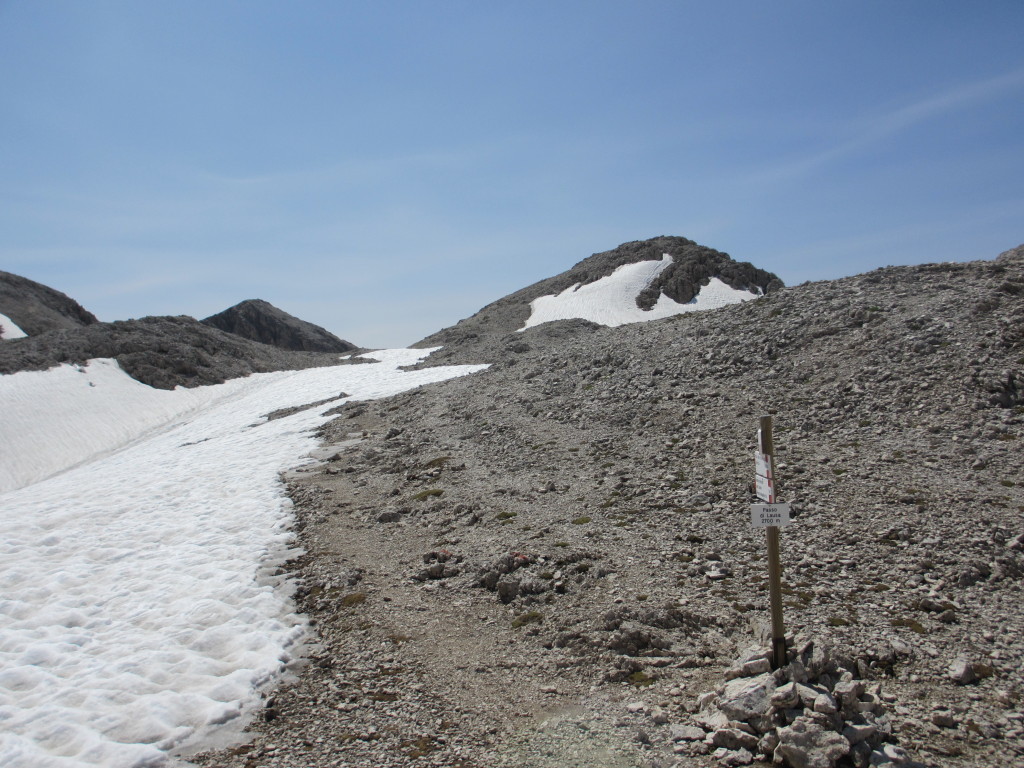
[0,349,486,767]
[0,359,248,493]
[520,254,758,330]
[0,312,28,339]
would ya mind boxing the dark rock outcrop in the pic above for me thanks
[0,271,99,336]
[547,236,782,310]
[202,299,357,354]
[0,315,349,389]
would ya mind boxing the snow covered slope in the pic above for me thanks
[0,311,27,339]
[0,359,241,492]
[521,255,758,330]
[0,350,485,768]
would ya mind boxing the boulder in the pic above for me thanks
[719,673,776,722]
[775,716,851,768]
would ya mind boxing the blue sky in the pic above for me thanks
[2,1,1022,348]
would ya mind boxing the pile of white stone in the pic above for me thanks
[689,639,920,768]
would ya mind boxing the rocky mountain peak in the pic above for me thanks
[416,235,783,364]
[201,299,358,354]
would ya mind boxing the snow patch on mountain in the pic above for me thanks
[0,312,27,339]
[520,255,758,330]
[0,349,485,767]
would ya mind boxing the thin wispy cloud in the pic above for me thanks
[744,66,1024,186]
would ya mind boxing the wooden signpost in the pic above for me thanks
[753,415,790,669]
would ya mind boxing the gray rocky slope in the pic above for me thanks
[202,299,358,354]
[0,270,98,335]
[190,245,1024,768]
[415,236,783,365]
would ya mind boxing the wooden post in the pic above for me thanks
[759,415,787,669]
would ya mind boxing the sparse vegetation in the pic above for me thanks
[340,592,367,608]
[891,617,926,634]
[627,670,656,687]
[412,488,444,501]
[511,610,542,628]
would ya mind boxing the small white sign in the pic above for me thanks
[755,473,774,503]
[751,503,791,528]
[754,450,772,479]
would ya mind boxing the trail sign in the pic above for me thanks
[754,474,774,503]
[754,450,772,479]
[751,503,791,528]
[756,415,787,670]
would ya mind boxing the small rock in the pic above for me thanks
[496,577,520,603]
[813,693,838,715]
[857,692,882,714]
[758,729,780,756]
[742,658,772,676]
[931,710,957,729]
[775,716,850,768]
[787,660,810,684]
[842,723,877,745]
[948,656,977,685]
[887,637,912,658]
[869,743,910,765]
[713,747,754,766]
[719,673,776,722]
[479,570,500,591]
[697,691,719,710]
[794,683,820,708]
[669,724,706,741]
[833,680,866,715]
[771,682,800,709]
[972,662,995,679]
[693,708,731,732]
[712,728,759,752]
[850,740,873,768]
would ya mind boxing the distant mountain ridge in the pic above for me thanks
[0,235,785,384]
[202,299,357,354]
[0,275,360,388]
[0,315,354,389]
[0,270,99,335]
[416,235,783,363]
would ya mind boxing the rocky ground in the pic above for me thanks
[189,246,1024,768]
